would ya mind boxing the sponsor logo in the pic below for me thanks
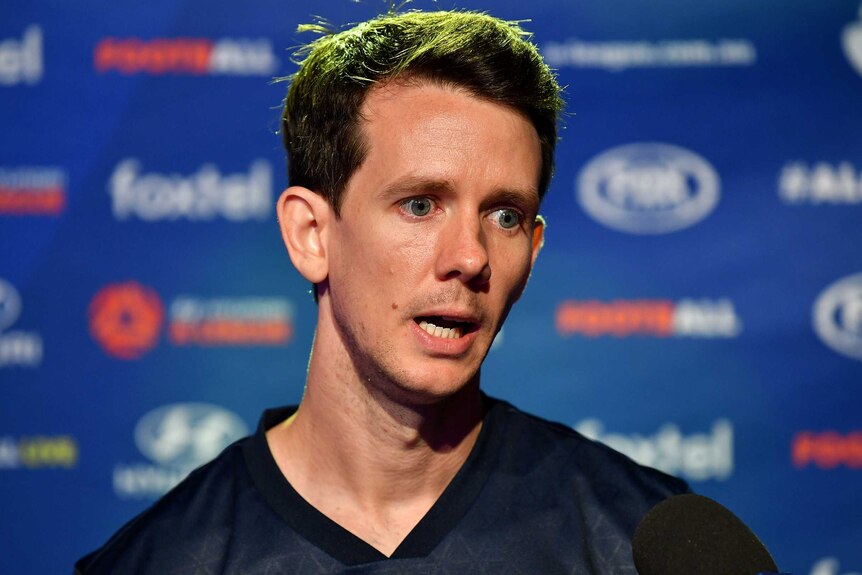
[89,282,164,360]
[0,279,43,368]
[0,279,21,333]
[779,162,862,204]
[543,38,755,71]
[90,282,295,358]
[94,36,277,76]
[576,419,733,481]
[811,557,861,575]
[793,430,862,469]
[134,403,248,468]
[0,25,43,86]
[109,159,272,222]
[113,403,248,498]
[0,435,78,469]
[843,4,862,77]
[556,298,741,338]
[0,167,67,215]
[813,273,862,361]
[577,143,720,234]
[169,296,293,346]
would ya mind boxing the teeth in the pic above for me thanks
[418,320,463,339]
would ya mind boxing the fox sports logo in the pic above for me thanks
[813,273,862,361]
[843,4,862,77]
[135,403,248,469]
[577,143,720,234]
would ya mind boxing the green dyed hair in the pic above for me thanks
[280,10,564,214]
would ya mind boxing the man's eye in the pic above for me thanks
[491,208,522,229]
[402,197,433,217]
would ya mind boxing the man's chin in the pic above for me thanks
[373,367,482,409]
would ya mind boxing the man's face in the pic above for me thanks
[322,80,544,404]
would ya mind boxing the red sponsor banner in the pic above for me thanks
[792,430,862,469]
[556,300,675,337]
[0,186,65,214]
[555,298,741,338]
[93,37,276,76]
[95,38,213,75]
[0,168,67,216]
[169,319,292,346]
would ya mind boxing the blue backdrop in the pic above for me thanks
[2,1,861,573]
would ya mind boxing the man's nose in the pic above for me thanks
[435,214,491,288]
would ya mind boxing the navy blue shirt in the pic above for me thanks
[76,396,688,573]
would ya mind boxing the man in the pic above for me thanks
[76,10,687,573]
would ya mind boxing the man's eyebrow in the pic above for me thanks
[378,176,455,199]
[485,187,540,214]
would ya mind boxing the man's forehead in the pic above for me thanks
[357,79,541,154]
[362,76,462,107]
[343,78,543,205]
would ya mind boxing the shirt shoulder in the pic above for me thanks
[74,438,251,574]
[489,398,690,514]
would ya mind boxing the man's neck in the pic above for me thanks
[266,334,485,556]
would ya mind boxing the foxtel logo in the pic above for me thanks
[576,419,733,481]
[94,36,277,76]
[0,25,42,86]
[109,159,272,222]
[556,298,741,337]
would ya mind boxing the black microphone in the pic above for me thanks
[632,493,782,575]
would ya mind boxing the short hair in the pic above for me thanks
[280,10,564,215]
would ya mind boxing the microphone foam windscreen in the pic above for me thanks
[632,493,778,575]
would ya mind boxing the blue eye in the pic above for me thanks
[492,208,522,229]
[403,197,432,217]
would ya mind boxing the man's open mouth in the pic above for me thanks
[414,316,477,340]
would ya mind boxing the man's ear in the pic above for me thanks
[277,186,331,284]
[529,214,546,268]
